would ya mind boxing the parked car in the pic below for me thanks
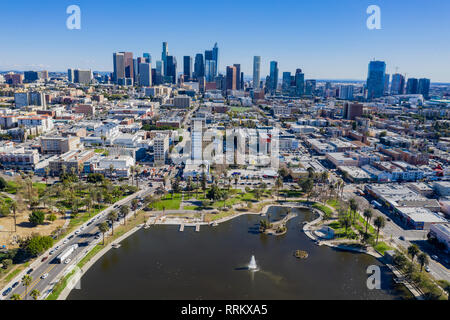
[2,288,12,296]
[431,255,438,260]
[26,268,33,274]
[11,282,19,289]
[41,256,48,262]
[425,266,431,273]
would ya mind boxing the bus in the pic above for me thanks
[371,200,382,209]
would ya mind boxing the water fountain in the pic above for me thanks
[248,255,258,271]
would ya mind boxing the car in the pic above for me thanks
[2,288,12,296]
[41,256,48,262]
[49,250,54,255]
[75,230,81,235]
[95,235,101,240]
[63,239,69,244]
[26,268,33,274]
[425,266,431,273]
[11,282,19,289]
[64,259,71,264]
[41,273,49,279]
[399,236,405,241]
[387,218,391,222]
[431,255,438,260]
[55,246,60,250]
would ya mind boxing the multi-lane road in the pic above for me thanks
[1,185,157,300]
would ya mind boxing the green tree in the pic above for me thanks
[120,205,130,224]
[417,253,429,272]
[363,208,373,235]
[21,275,32,300]
[407,244,420,262]
[373,216,386,244]
[108,211,118,235]
[131,199,139,219]
[98,222,110,245]
[30,289,40,300]
[11,294,21,300]
[2,258,12,269]
[24,235,54,256]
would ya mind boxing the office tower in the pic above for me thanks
[143,53,151,63]
[295,69,305,97]
[74,70,93,84]
[343,102,363,120]
[418,78,431,99]
[162,42,168,76]
[194,53,205,80]
[204,50,216,82]
[233,64,241,90]
[339,85,354,100]
[282,72,292,94]
[166,56,177,84]
[68,69,74,83]
[384,74,390,95]
[14,91,46,108]
[305,80,316,96]
[122,52,134,80]
[366,60,386,100]
[253,56,261,89]
[41,70,48,80]
[156,60,164,75]
[391,73,405,95]
[269,61,279,94]
[4,73,23,85]
[240,72,244,90]
[215,74,226,91]
[113,52,125,82]
[154,134,169,166]
[183,56,192,80]
[139,63,152,87]
[406,78,419,94]
[24,71,41,82]
[212,43,219,78]
[226,66,237,91]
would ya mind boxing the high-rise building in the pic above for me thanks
[384,74,390,95]
[305,80,316,96]
[339,85,354,100]
[204,50,217,82]
[282,72,292,95]
[24,71,41,83]
[253,56,261,89]
[390,73,405,95]
[154,134,169,166]
[406,78,419,94]
[183,56,192,80]
[226,66,237,91]
[366,60,386,100]
[343,102,363,120]
[68,69,74,83]
[194,53,205,80]
[113,52,125,83]
[165,56,177,84]
[74,70,92,84]
[162,42,169,76]
[295,69,305,97]
[233,64,241,90]
[269,61,279,94]
[138,63,152,87]
[123,52,134,80]
[418,78,431,99]
[212,43,219,78]
[143,53,151,63]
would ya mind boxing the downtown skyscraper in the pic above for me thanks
[269,61,279,94]
[366,60,386,100]
[183,56,193,80]
[253,56,261,89]
[391,73,405,95]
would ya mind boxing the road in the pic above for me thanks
[1,186,157,300]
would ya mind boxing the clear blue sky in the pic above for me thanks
[1,0,449,82]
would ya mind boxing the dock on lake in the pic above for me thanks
[179,224,185,232]
[195,225,200,232]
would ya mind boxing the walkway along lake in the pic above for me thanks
[68,207,412,300]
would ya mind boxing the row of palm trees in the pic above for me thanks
[10,275,40,300]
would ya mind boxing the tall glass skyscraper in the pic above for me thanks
[194,53,205,79]
[253,56,261,89]
[162,42,168,76]
[269,61,279,94]
[406,78,419,94]
[418,78,431,99]
[212,43,219,77]
[183,56,192,80]
[366,60,386,100]
[391,73,405,95]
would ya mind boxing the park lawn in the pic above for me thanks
[374,242,392,255]
[152,193,182,211]
[326,199,340,209]
[312,203,333,216]
[183,205,200,211]
[5,181,19,194]
[357,214,376,234]
[46,269,76,300]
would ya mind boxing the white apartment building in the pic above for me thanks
[154,134,169,166]
[17,115,53,132]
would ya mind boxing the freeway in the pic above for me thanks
[1,186,157,300]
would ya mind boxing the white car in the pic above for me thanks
[63,239,69,244]
[41,273,49,279]
[75,230,81,235]
[49,250,54,255]
[64,259,71,264]
[425,266,431,273]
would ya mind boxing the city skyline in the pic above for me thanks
[0,0,449,82]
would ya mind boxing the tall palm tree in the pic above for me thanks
[363,208,373,235]
[108,211,118,235]
[417,253,429,272]
[120,205,130,225]
[130,166,135,186]
[10,294,21,300]
[30,289,40,300]
[407,244,420,262]
[131,199,139,219]
[44,167,50,186]
[98,222,110,245]
[21,275,32,300]
[11,201,18,233]
[134,166,141,188]
[373,216,386,244]
[275,176,283,200]
[349,198,359,223]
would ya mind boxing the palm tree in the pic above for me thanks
[363,208,373,235]
[407,244,420,262]
[21,275,32,300]
[10,294,21,300]
[98,222,109,245]
[135,166,141,188]
[107,211,118,235]
[109,164,114,178]
[30,289,40,300]
[373,216,386,244]
[11,201,18,233]
[130,166,135,186]
[349,198,358,223]
[275,176,283,200]
[417,253,429,272]
[44,167,50,185]
[131,199,139,219]
[120,205,130,225]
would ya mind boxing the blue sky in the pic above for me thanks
[0,0,449,81]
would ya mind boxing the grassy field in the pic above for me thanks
[152,193,182,211]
